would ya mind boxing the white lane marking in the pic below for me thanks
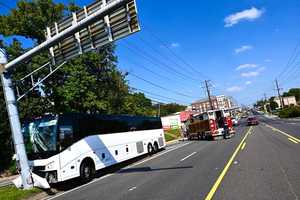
[180,152,197,162]
[128,186,137,191]
[45,142,192,200]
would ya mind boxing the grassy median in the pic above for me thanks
[164,129,182,142]
[0,186,41,200]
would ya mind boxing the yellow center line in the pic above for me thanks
[241,142,246,150]
[288,138,299,144]
[266,124,300,143]
[204,126,253,200]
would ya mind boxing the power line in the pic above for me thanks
[125,59,196,93]
[123,41,201,82]
[142,25,209,79]
[131,87,190,104]
[277,39,300,80]
[129,72,199,99]
[0,2,13,10]
[135,34,203,78]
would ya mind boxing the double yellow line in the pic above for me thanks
[265,124,300,144]
[204,127,253,200]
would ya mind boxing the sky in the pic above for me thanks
[1,0,300,106]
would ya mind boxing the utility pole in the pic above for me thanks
[0,49,33,189]
[275,79,284,108]
[264,93,267,102]
[157,103,161,117]
[205,80,214,110]
[263,93,268,113]
[0,0,139,190]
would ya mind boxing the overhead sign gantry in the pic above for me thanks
[0,0,140,189]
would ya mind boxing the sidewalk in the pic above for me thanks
[0,174,17,188]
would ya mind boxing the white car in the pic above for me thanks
[231,117,239,126]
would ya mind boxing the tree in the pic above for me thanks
[0,0,152,172]
[122,92,155,116]
[159,103,186,116]
[269,101,279,111]
[0,0,65,44]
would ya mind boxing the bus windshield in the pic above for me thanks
[22,116,58,155]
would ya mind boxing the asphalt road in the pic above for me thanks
[47,116,300,200]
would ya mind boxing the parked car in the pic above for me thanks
[247,116,259,126]
[231,117,239,126]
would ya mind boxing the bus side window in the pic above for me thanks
[59,126,73,150]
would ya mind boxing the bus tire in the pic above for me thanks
[153,142,159,153]
[147,143,154,155]
[79,158,95,183]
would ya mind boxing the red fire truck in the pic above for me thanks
[186,109,235,140]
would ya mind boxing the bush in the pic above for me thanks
[279,107,300,118]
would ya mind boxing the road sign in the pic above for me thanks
[46,0,140,65]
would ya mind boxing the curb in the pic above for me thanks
[0,175,18,188]
[166,138,187,146]
[0,180,14,188]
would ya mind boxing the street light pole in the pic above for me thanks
[0,49,33,189]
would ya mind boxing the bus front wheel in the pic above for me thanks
[80,159,95,183]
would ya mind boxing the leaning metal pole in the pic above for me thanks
[0,49,33,189]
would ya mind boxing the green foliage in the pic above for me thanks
[0,0,65,43]
[164,134,175,142]
[0,186,41,200]
[8,160,17,175]
[0,0,157,172]
[159,103,186,116]
[279,106,300,118]
[164,128,182,142]
[269,101,279,111]
[122,92,155,116]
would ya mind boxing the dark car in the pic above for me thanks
[247,116,259,126]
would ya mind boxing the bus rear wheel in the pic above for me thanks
[147,143,154,155]
[80,159,95,183]
[153,142,159,153]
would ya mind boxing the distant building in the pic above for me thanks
[161,113,181,130]
[274,96,297,108]
[161,111,197,130]
[217,95,234,109]
[191,95,234,113]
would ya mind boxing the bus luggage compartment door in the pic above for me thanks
[136,141,144,154]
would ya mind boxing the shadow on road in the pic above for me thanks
[118,166,193,174]
[49,150,164,192]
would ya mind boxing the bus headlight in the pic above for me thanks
[46,161,55,170]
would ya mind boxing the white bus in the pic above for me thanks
[22,113,166,184]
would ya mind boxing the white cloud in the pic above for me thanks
[264,59,272,62]
[241,71,260,77]
[241,67,265,77]
[235,45,253,54]
[236,63,258,71]
[245,81,252,85]
[170,42,180,48]
[227,86,243,92]
[224,7,264,27]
